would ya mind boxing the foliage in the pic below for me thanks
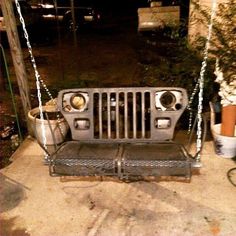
[211,0,236,84]
[191,0,236,84]
[214,59,236,106]
[135,27,216,110]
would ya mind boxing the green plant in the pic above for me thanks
[135,30,216,110]
[211,0,236,84]
[191,0,236,84]
[188,0,236,109]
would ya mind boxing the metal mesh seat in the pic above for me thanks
[50,141,192,179]
[50,142,118,176]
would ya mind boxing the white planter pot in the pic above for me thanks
[28,106,69,145]
[211,124,236,158]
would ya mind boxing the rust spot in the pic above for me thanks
[209,220,221,236]
[204,217,221,235]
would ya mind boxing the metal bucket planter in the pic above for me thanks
[211,124,236,158]
[28,106,69,145]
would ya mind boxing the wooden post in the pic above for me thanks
[0,49,5,91]
[1,0,31,129]
[70,0,77,46]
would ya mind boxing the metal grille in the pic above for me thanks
[93,91,151,140]
[58,87,188,141]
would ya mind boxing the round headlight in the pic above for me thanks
[160,91,176,109]
[71,93,86,111]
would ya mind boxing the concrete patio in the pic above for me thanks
[0,135,236,236]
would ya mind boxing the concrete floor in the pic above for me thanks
[0,136,236,236]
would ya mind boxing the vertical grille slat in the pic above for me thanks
[94,89,151,140]
[133,92,137,139]
[145,92,151,138]
[141,92,145,138]
[124,92,128,139]
[116,93,119,139]
[99,93,102,139]
[107,93,111,139]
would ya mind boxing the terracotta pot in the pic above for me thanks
[221,105,236,137]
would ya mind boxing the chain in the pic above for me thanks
[187,80,199,134]
[15,0,48,159]
[15,0,64,160]
[196,0,217,162]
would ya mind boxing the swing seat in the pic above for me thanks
[50,141,192,180]
[48,87,196,180]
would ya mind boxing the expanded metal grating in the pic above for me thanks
[122,143,191,179]
[50,141,192,179]
[50,142,118,176]
[51,158,115,176]
[123,160,188,168]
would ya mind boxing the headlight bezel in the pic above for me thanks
[155,90,183,111]
[70,92,88,112]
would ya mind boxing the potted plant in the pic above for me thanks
[214,60,236,136]
[28,99,69,146]
[206,0,236,157]
[210,61,236,158]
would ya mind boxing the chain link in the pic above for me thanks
[187,80,199,134]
